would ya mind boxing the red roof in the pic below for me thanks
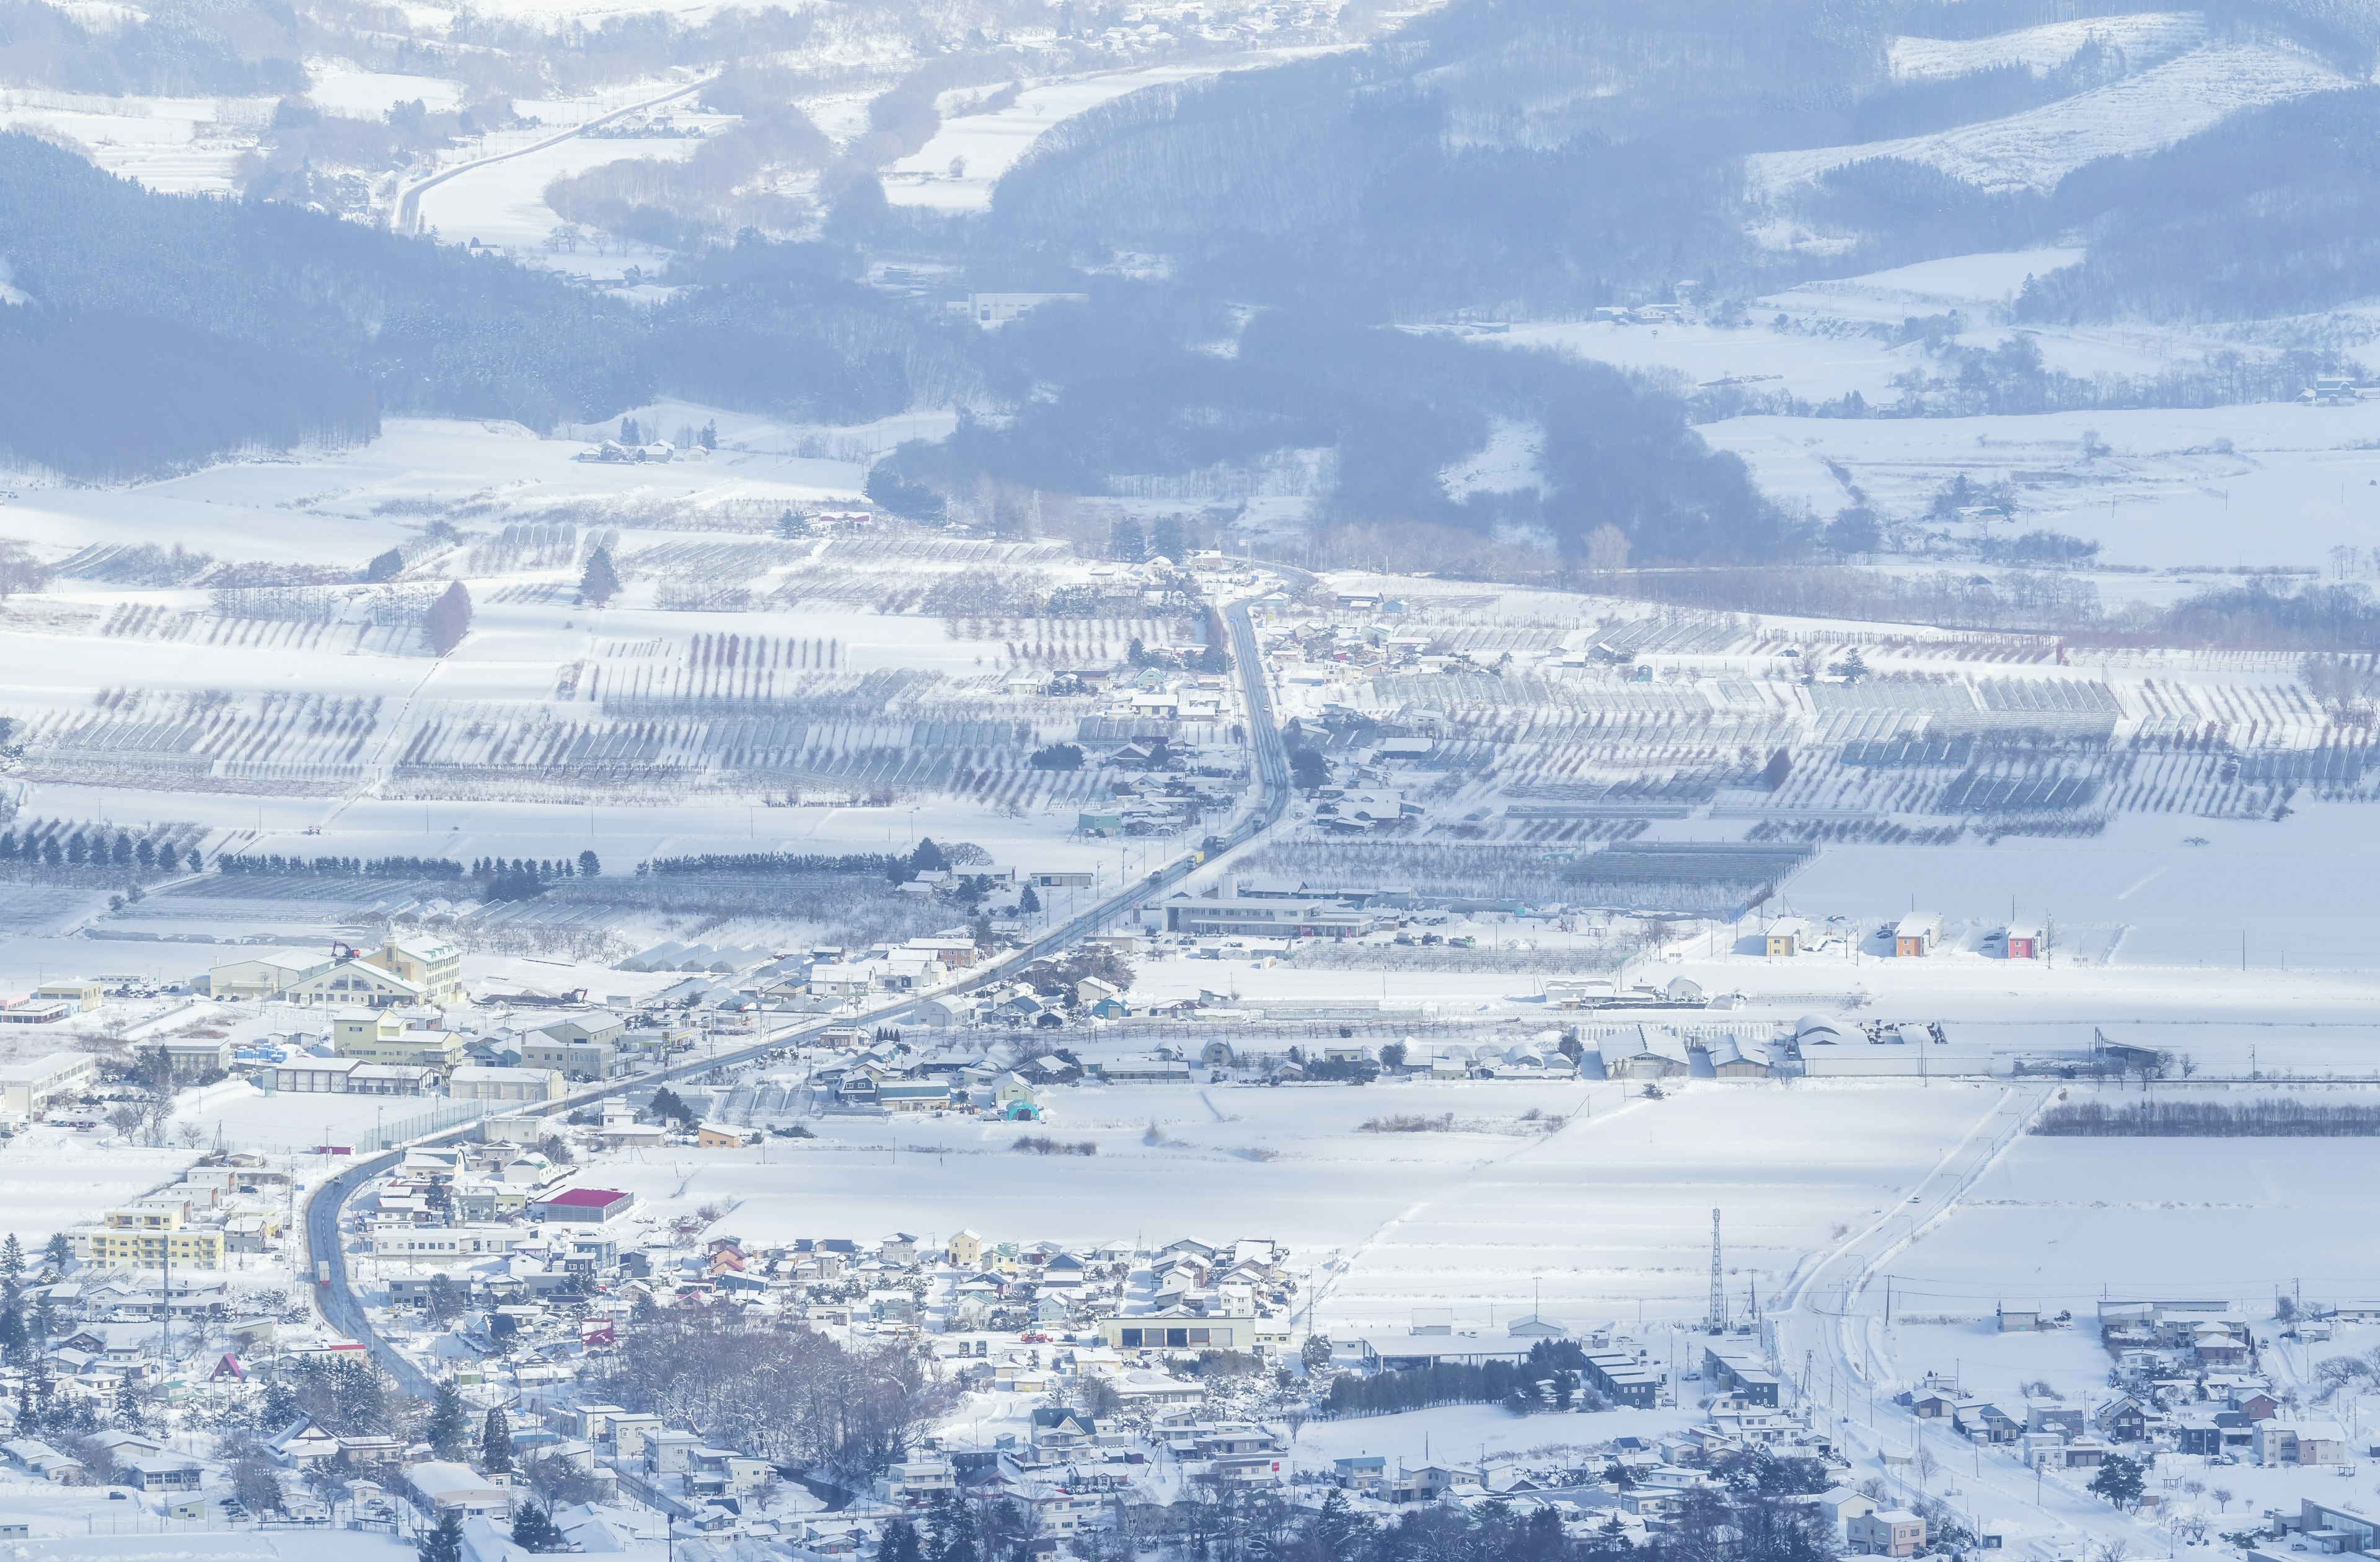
[542,1188,631,1208]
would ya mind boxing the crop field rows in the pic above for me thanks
[94,603,423,657]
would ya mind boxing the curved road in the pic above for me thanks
[393,75,717,235]
[307,576,1300,1393]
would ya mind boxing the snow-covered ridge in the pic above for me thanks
[1886,11,2207,82]
[1751,39,2351,196]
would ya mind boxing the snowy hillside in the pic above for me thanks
[1752,40,2353,196]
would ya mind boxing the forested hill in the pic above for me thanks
[0,135,971,481]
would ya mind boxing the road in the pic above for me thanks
[392,76,716,234]
[1767,1083,2177,1556]
[306,576,1301,1394]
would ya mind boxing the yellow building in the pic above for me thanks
[363,937,464,1005]
[94,1206,224,1268]
[948,1229,986,1268]
[332,1012,467,1069]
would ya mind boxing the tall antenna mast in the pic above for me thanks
[1708,1208,1724,1333]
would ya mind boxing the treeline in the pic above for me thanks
[2037,1100,2380,1137]
[2018,88,2380,325]
[1604,568,2380,650]
[583,1307,935,1471]
[643,850,906,877]
[219,855,466,878]
[642,838,979,881]
[0,825,195,873]
[1324,1340,1599,1417]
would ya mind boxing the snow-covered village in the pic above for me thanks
[17,2,2380,1562]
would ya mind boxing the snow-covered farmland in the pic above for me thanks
[1886,14,2208,83]
[1749,42,2350,196]
[884,51,1347,213]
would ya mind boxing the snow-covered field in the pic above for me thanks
[1886,14,2208,84]
[0,1126,195,1241]
[884,51,1345,213]
[1749,42,2351,196]
[1704,399,2380,568]
[0,88,271,193]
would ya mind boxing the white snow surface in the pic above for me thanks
[306,68,466,118]
[883,51,1345,212]
[1885,12,2208,82]
[1750,41,2351,195]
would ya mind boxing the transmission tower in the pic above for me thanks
[1707,1208,1725,1333]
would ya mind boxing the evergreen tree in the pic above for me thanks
[1150,516,1185,562]
[425,1380,470,1459]
[578,849,601,878]
[426,581,473,655]
[881,1517,924,1562]
[1107,517,1146,563]
[1018,884,1041,915]
[2089,1454,2145,1509]
[0,1234,22,1287]
[511,1502,565,1552]
[0,1299,25,1359]
[481,1406,513,1472]
[926,1490,979,1562]
[418,1509,465,1562]
[364,546,405,582]
[578,545,621,608]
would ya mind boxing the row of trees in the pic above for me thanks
[219,854,466,877]
[0,828,195,874]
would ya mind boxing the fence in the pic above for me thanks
[226,1098,495,1156]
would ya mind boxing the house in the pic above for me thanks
[1848,1510,1926,1557]
[2093,1395,2149,1444]
[2,1438,84,1481]
[450,1066,565,1103]
[876,1458,957,1505]
[2257,1421,2348,1466]
[268,1418,343,1464]
[1334,1456,1386,1492]
[696,1123,754,1148]
[124,1456,205,1492]
[1030,1409,1098,1450]
[1763,918,1810,957]
[0,1051,98,1116]
[1816,1490,1877,1535]
[1954,1401,2021,1444]
[527,1189,638,1225]
[405,1459,514,1519]
[1997,1301,2040,1332]
[2003,923,2042,959]
[1894,913,1943,957]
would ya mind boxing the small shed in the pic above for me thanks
[1763,918,1810,957]
[2003,924,2041,960]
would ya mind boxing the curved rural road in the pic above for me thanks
[394,74,718,234]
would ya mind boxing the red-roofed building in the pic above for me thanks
[527,1188,639,1224]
